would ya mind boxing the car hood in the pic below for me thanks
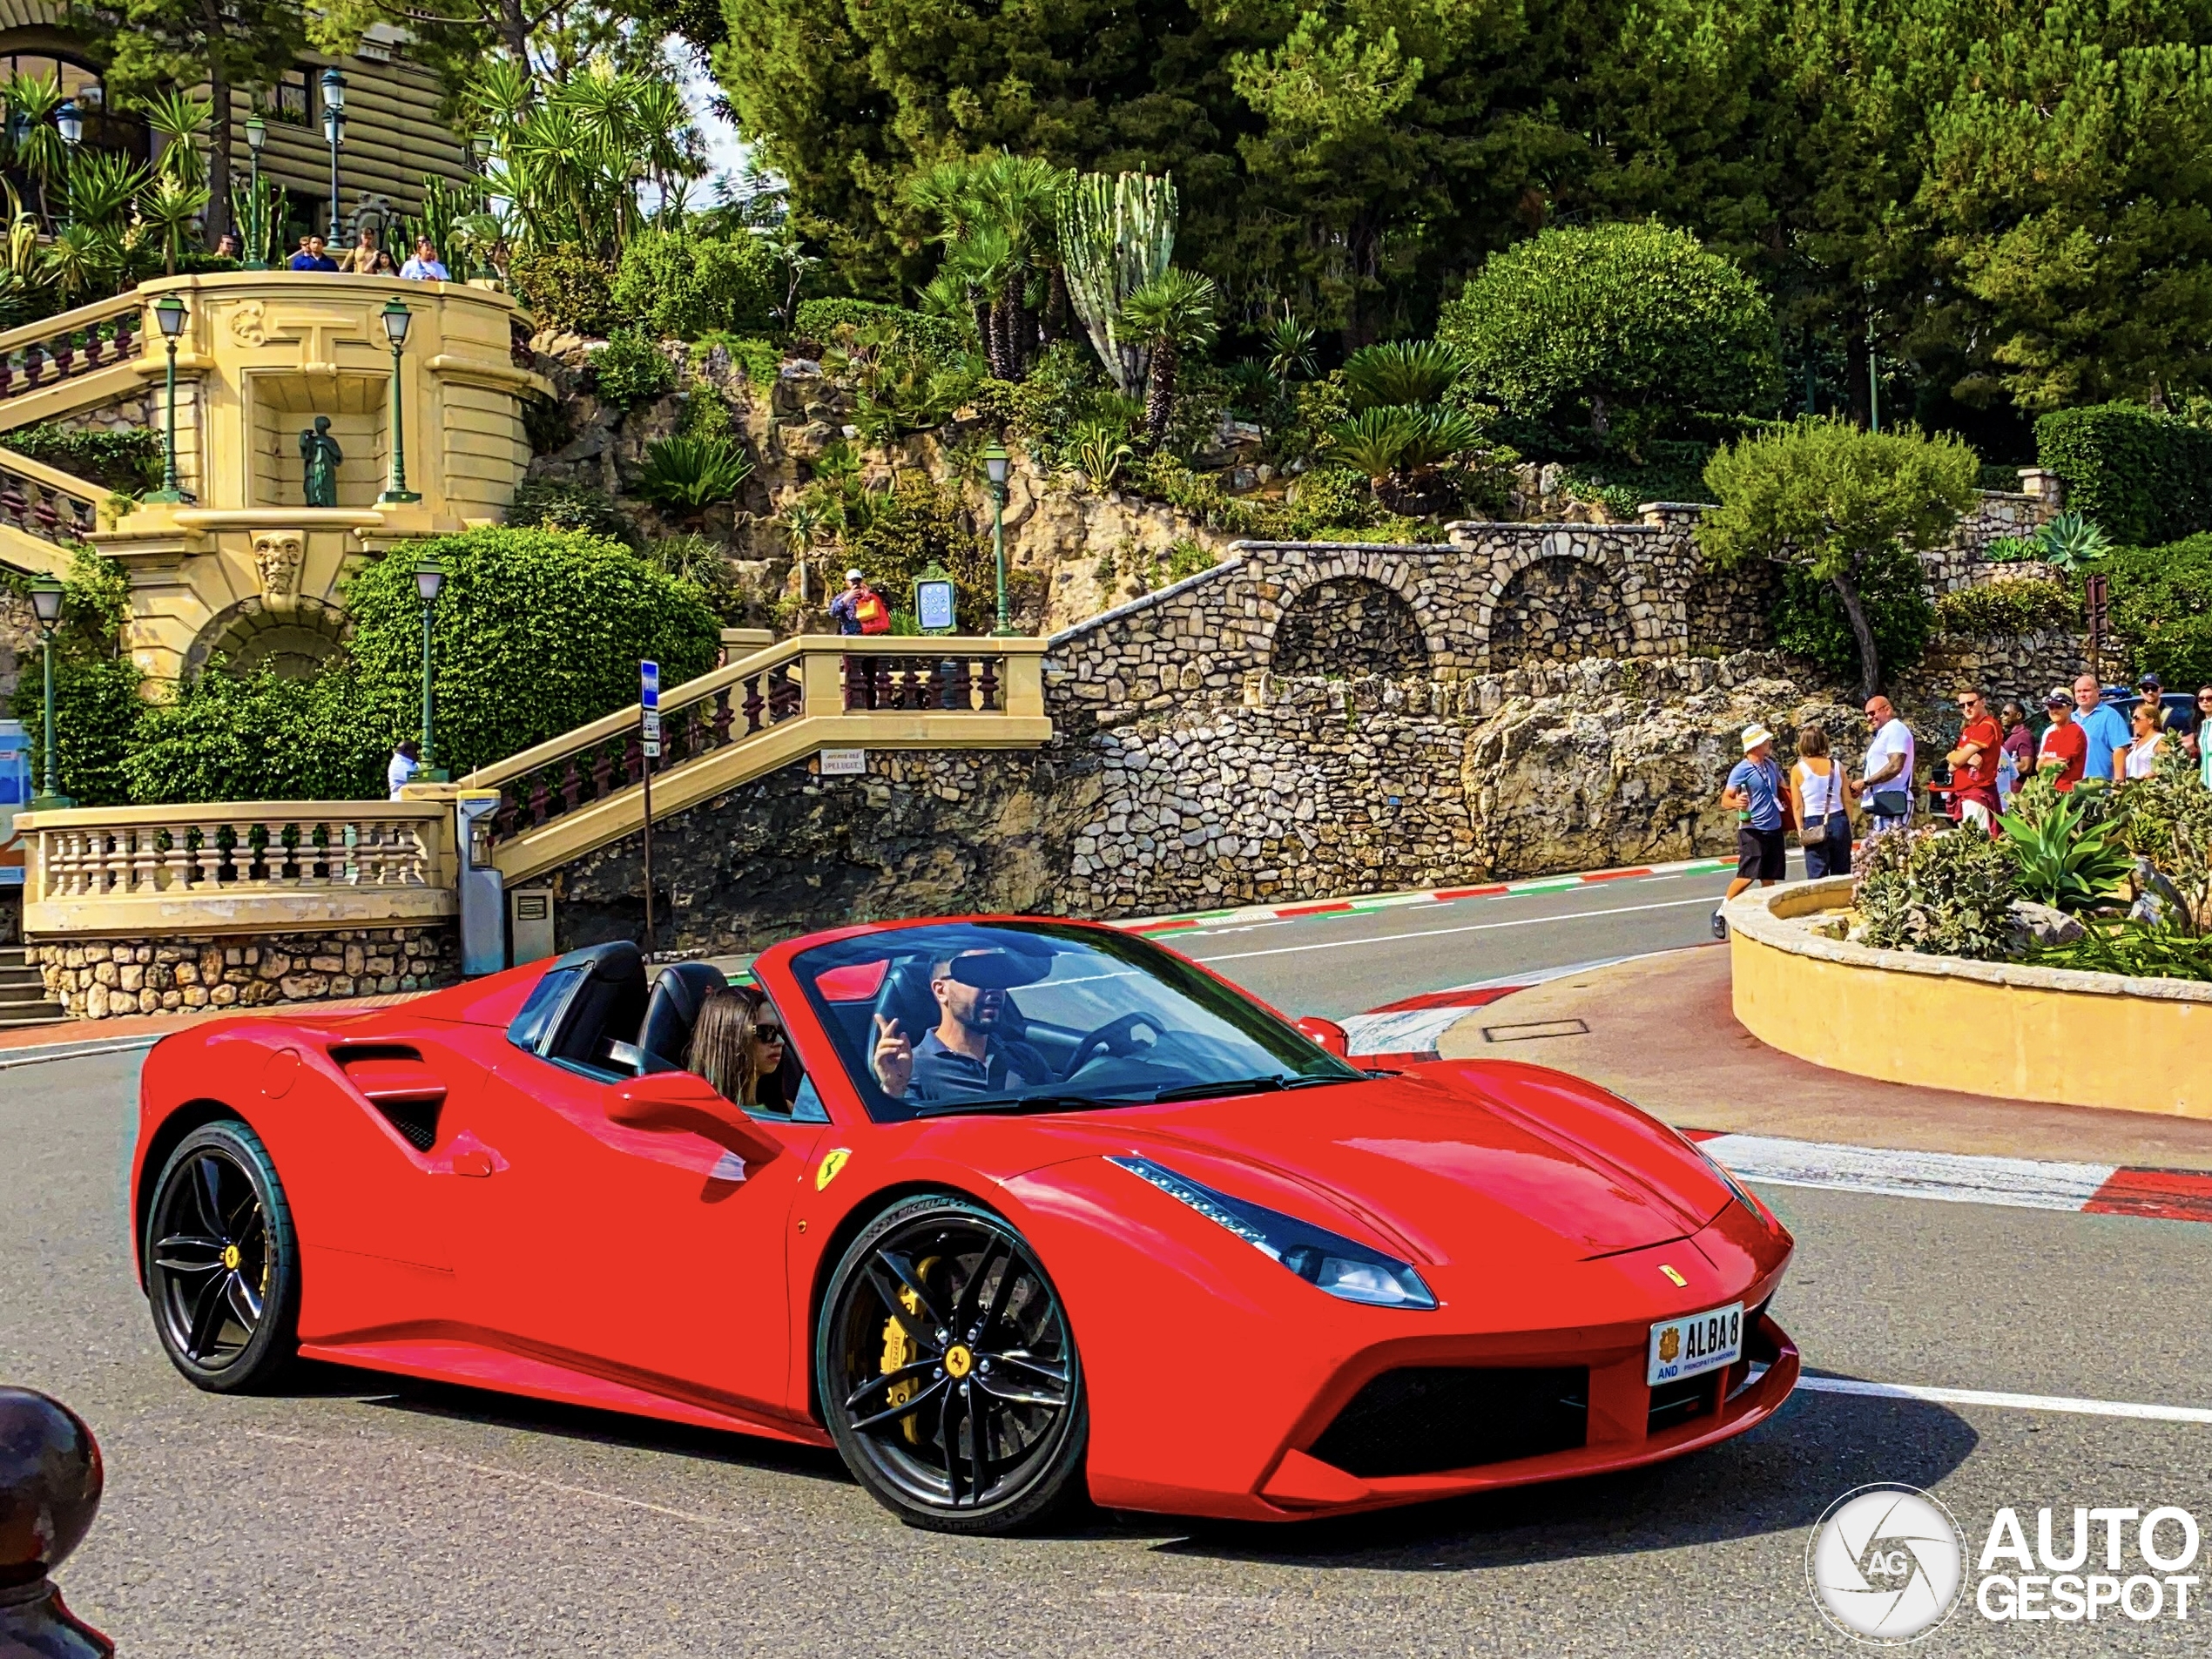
[975,1061,1732,1266]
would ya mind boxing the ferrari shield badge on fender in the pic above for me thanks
[816,1148,852,1190]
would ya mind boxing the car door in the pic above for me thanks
[442,1044,827,1423]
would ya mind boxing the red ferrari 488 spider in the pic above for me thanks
[132,916,1797,1533]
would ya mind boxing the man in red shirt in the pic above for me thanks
[2037,686,2088,792]
[1946,687,2004,831]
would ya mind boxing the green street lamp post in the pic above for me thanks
[414,553,449,782]
[469,132,494,281]
[243,115,267,269]
[982,437,1016,636]
[377,299,421,504]
[320,68,346,242]
[145,294,188,504]
[28,577,71,811]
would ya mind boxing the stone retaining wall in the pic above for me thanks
[28,925,455,1020]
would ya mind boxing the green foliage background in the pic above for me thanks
[1770,542,1936,689]
[2033,405,2212,547]
[2104,536,2212,691]
[612,230,780,340]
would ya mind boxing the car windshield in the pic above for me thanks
[789,921,1363,1122]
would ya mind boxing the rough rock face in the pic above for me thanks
[28,926,455,1019]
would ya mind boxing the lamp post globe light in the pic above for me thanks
[981,436,1016,637]
[55,99,81,148]
[145,293,188,504]
[320,68,346,241]
[243,115,267,269]
[377,299,421,505]
[414,552,448,782]
[28,576,70,811]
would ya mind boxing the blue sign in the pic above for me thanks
[640,660,659,710]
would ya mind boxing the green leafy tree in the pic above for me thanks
[1440,221,1783,445]
[1699,415,1977,698]
[343,526,719,777]
[68,0,305,247]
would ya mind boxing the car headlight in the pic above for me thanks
[1107,1155,1437,1310]
[1666,1126,1773,1228]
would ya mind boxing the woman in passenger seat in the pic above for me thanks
[686,988,791,1111]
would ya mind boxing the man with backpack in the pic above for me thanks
[829,569,892,635]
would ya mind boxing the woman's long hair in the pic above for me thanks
[687,987,777,1106]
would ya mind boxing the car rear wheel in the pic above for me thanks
[145,1120,300,1393]
[818,1194,1086,1534]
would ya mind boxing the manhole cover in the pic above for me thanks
[1480,1018,1590,1042]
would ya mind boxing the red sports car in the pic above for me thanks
[132,916,1797,1534]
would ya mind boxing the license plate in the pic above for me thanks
[1648,1302,1743,1386]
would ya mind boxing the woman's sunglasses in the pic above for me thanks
[755,1025,786,1043]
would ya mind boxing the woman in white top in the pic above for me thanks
[1791,722,1852,878]
[2124,698,2164,780]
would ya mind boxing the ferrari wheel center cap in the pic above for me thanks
[221,1244,241,1271]
[944,1345,974,1379]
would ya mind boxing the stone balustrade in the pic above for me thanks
[0,292,144,406]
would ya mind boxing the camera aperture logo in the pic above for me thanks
[1808,1485,1966,1643]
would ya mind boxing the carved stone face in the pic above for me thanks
[253,532,305,597]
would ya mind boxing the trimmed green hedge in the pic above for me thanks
[125,667,390,804]
[2104,536,2212,691]
[1932,578,2081,637]
[792,299,971,366]
[612,231,779,341]
[2033,404,2212,546]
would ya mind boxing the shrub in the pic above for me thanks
[692,332,782,388]
[630,435,755,518]
[509,243,617,336]
[507,479,639,548]
[589,328,678,408]
[644,533,745,622]
[838,471,1001,629]
[2033,403,2212,547]
[1439,221,1782,444]
[7,422,162,492]
[611,230,779,341]
[1771,541,1934,688]
[124,665,388,803]
[1854,824,2018,959]
[1163,538,1217,582]
[10,549,137,806]
[792,298,970,366]
[2103,536,2212,690]
[1344,341,1463,411]
[343,527,719,777]
[1931,579,2080,637]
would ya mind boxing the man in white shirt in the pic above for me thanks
[399,237,449,281]
[1861,695,1915,833]
[387,739,421,799]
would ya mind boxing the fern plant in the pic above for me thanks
[631,435,754,524]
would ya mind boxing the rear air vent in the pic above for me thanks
[334,1045,447,1152]
[1308,1366,1588,1479]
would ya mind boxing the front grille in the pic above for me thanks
[1308,1366,1588,1479]
[1647,1373,1717,1433]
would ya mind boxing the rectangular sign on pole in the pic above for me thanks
[640,659,659,711]
[641,709,662,759]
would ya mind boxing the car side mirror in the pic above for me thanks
[608,1070,786,1167]
[1295,1016,1351,1058]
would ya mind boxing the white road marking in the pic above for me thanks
[1340,1005,1482,1054]
[1703,1133,2117,1212]
[1798,1377,2212,1426]
[1190,895,1723,964]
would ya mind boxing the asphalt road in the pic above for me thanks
[9,880,2212,1656]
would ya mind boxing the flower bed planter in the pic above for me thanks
[1723,877,2212,1116]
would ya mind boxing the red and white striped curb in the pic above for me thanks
[1119,856,1739,939]
[1342,985,1527,1068]
[1684,1130,2212,1225]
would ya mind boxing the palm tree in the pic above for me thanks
[1118,267,1218,444]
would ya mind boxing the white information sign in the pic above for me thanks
[915,579,956,633]
[819,748,867,777]
[642,709,662,758]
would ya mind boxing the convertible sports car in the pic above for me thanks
[132,915,1798,1534]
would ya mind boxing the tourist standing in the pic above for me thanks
[399,237,449,280]
[338,226,393,273]
[828,569,889,635]
[288,234,338,273]
[1946,688,2004,833]
[1791,723,1852,879]
[2123,698,2165,781]
[387,738,422,799]
[2199,687,2212,782]
[1712,725,1789,939]
[1861,695,1917,833]
[2072,671,2131,784]
[1997,700,2034,809]
[2037,688,2088,791]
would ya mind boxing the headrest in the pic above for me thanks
[638,961,730,1070]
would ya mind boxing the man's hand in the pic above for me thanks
[872,1015,914,1096]
[1721,786,1749,811]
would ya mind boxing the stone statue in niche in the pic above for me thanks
[252,531,303,597]
[299,417,341,508]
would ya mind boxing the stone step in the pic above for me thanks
[0,967,47,992]
[0,947,26,968]
[0,1004,66,1027]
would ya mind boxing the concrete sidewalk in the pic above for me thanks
[1438,945,2212,1172]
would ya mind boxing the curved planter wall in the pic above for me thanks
[1724,877,2212,1117]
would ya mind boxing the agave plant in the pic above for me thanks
[2000,792,2134,914]
[1068,420,1135,489]
[631,435,755,523]
[2033,510,2111,570]
[1344,340,1463,410]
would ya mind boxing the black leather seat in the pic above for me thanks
[512,941,650,1072]
[637,961,731,1073]
[870,960,940,1047]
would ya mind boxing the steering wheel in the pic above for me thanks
[1061,1012,1163,1082]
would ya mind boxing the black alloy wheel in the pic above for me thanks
[819,1195,1086,1534]
[145,1120,300,1392]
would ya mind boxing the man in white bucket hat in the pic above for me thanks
[1713,722,1789,940]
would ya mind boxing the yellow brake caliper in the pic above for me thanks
[880,1258,935,1445]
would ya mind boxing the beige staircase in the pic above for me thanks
[0,945,65,1028]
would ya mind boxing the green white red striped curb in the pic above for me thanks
[1116,858,1735,937]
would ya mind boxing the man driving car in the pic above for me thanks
[872,952,1054,1102]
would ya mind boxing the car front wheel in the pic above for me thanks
[144,1119,300,1392]
[818,1194,1086,1534]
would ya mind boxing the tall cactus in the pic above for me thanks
[1058,172,1177,396]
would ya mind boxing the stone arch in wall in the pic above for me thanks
[183,597,350,682]
[1270,575,1430,678]
[1484,546,1634,670]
